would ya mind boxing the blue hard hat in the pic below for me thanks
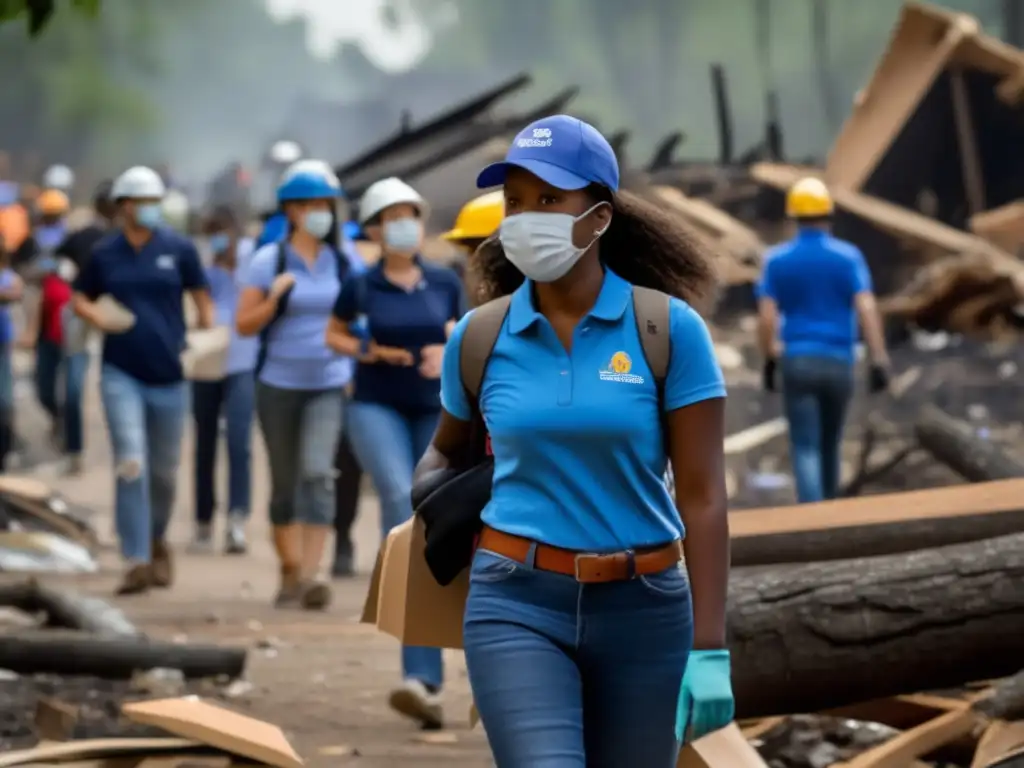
[277,166,342,203]
[477,114,619,192]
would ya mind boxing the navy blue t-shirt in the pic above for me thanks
[73,227,208,385]
[333,259,466,415]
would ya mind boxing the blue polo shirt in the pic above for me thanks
[334,259,465,415]
[440,269,725,552]
[244,242,352,390]
[206,238,258,376]
[0,269,15,345]
[73,228,207,385]
[758,229,872,362]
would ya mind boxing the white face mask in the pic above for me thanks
[499,204,609,283]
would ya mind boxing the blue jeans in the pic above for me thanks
[35,339,89,454]
[346,401,442,690]
[192,372,255,523]
[781,355,855,503]
[255,383,343,526]
[100,364,189,563]
[465,549,693,767]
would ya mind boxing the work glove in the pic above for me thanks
[868,363,890,394]
[762,359,777,393]
[675,649,735,743]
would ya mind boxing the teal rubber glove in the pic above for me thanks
[675,649,735,742]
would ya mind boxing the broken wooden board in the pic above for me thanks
[972,720,1024,768]
[730,478,1024,565]
[835,703,980,768]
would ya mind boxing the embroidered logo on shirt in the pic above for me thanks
[599,351,644,385]
[156,254,176,270]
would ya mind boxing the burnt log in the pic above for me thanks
[730,479,1024,566]
[0,632,246,679]
[731,532,1024,718]
[0,580,137,636]
[914,404,1024,482]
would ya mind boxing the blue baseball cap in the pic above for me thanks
[476,115,620,192]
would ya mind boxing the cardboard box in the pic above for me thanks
[361,516,468,649]
[677,724,769,768]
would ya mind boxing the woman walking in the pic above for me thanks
[416,116,734,766]
[236,160,352,610]
[326,176,466,729]
[189,207,257,555]
[72,165,213,595]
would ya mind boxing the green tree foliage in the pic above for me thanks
[0,0,100,37]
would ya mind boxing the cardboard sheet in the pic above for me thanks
[677,723,769,768]
[122,697,303,768]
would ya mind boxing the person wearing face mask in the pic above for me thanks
[72,164,214,596]
[326,176,466,729]
[188,207,257,555]
[414,115,733,766]
[236,160,353,611]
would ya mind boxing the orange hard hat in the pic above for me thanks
[37,188,70,216]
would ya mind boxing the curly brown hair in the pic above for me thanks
[466,187,721,314]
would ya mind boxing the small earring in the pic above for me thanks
[594,230,601,236]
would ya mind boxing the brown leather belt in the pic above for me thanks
[478,526,682,584]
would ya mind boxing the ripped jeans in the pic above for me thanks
[100,364,188,563]
[255,383,343,527]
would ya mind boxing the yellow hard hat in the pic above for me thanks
[785,177,833,219]
[37,188,70,216]
[442,190,504,241]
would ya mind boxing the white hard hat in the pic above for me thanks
[43,164,74,191]
[111,165,166,201]
[281,159,337,184]
[161,189,190,231]
[270,140,302,165]
[359,177,427,225]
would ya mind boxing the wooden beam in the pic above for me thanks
[949,67,986,215]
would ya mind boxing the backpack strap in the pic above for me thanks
[632,285,671,393]
[632,287,672,455]
[255,242,289,376]
[459,295,512,411]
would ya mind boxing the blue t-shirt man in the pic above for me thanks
[73,227,208,385]
[333,258,465,415]
[757,228,872,361]
[440,269,725,552]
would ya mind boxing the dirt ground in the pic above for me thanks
[22,357,494,767]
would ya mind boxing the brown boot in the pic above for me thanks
[275,565,302,608]
[150,540,173,588]
[116,563,151,596]
[272,525,302,608]
[299,580,332,611]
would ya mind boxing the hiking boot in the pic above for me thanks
[64,454,84,476]
[388,679,444,730]
[115,563,151,596]
[187,523,214,554]
[150,540,173,588]
[331,547,354,579]
[274,565,302,608]
[299,580,332,611]
[224,513,247,555]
